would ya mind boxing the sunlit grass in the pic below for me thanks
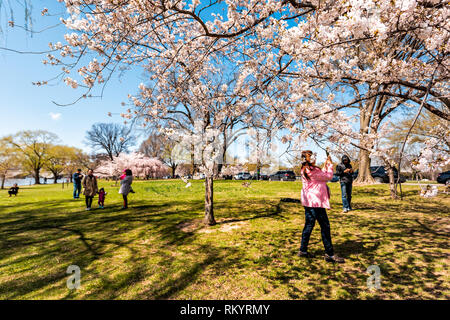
[0,180,448,299]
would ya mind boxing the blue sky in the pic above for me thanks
[0,1,144,153]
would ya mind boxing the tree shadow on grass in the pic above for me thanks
[214,199,289,225]
[1,186,448,299]
[0,197,209,298]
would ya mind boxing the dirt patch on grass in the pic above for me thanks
[219,221,247,232]
[177,218,249,234]
[176,219,203,233]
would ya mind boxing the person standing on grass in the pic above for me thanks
[82,169,98,211]
[298,150,345,263]
[98,188,107,209]
[73,169,83,199]
[119,169,133,209]
[335,155,354,213]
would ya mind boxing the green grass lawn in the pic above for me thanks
[0,180,448,299]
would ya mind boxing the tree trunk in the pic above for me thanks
[354,149,375,184]
[53,173,58,184]
[204,175,216,226]
[217,130,227,177]
[386,165,398,199]
[1,175,5,189]
[217,163,223,177]
[34,169,41,184]
[171,165,176,178]
[256,161,261,180]
[191,144,196,176]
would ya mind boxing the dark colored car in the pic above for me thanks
[269,170,296,181]
[250,173,269,180]
[353,166,406,183]
[222,175,233,180]
[437,170,450,184]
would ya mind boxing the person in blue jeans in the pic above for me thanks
[335,155,354,213]
[72,169,83,199]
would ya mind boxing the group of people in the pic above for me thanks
[68,150,353,264]
[298,151,354,264]
[7,149,351,264]
[72,168,134,210]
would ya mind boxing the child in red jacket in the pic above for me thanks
[98,188,107,208]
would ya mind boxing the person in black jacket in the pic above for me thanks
[8,184,19,197]
[335,155,354,213]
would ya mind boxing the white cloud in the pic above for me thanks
[49,112,62,120]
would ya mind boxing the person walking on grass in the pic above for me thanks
[298,150,345,263]
[82,169,98,211]
[98,188,107,209]
[335,155,354,213]
[73,169,83,199]
[119,169,133,209]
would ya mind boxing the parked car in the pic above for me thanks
[437,170,450,184]
[269,170,296,181]
[222,175,233,180]
[193,173,205,180]
[234,172,252,180]
[248,173,269,180]
[353,166,406,183]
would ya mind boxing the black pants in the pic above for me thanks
[300,207,334,256]
[8,191,17,196]
[85,196,93,208]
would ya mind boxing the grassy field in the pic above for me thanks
[0,180,448,300]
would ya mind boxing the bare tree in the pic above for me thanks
[139,131,180,178]
[85,123,136,161]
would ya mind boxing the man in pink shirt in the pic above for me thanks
[298,150,345,263]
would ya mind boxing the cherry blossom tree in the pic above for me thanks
[43,0,449,209]
[96,152,167,179]
[129,57,263,225]
[221,163,245,177]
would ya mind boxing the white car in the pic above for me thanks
[193,173,206,180]
[234,172,252,180]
